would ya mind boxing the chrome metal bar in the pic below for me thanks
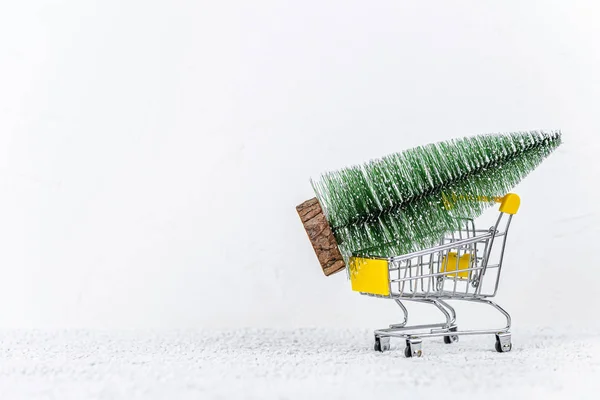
[460,299,511,330]
[375,323,449,335]
[377,327,509,339]
[435,299,457,326]
[388,299,408,328]
[388,233,493,262]
[377,299,511,339]
[492,214,513,296]
[390,265,486,282]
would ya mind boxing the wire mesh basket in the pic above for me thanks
[349,194,520,357]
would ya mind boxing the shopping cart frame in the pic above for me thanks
[349,193,520,357]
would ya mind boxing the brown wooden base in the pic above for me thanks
[296,197,345,276]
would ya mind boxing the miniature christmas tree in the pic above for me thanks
[297,130,562,276]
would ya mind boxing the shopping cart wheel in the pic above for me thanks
[404,339,423,358]
[374,336,390,352]
[443,327,459,344]
[494,333,512,353]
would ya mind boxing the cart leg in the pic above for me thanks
[436,299,457,327]
[433,299,459,343]
[429,299,453,329]
[389,299,409,328]
[404,338,423,358]
[374,335,391,352]
[451,298,513,352]
[485,300,511,330]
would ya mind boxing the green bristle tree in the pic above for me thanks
[297,130,562,276]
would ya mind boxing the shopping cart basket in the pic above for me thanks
[349,193,520,357]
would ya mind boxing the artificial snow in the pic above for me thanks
[0,327,598,399]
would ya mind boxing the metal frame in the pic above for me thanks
[364,211,515,357]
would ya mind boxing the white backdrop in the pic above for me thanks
[0,1,598,329]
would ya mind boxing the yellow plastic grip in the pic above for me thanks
[498,193,520,215]
[442,193,520,215]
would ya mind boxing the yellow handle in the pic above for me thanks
[442,193,520,215]
[498,193,520,215]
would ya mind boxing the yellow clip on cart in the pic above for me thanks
[350,193,520,357]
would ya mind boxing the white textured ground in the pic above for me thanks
[1,327,599,399]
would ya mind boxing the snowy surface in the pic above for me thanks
[1,327,599,399]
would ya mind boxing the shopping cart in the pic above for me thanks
[349,193,520,357]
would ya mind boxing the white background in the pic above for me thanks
[0,0,598,330]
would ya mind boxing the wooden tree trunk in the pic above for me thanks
[296,197,345,276]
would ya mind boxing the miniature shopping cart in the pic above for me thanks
[349,193,520,357]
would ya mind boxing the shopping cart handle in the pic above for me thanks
[497,193,520,215]
[465,193,520,215]
[442,193,520,215]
